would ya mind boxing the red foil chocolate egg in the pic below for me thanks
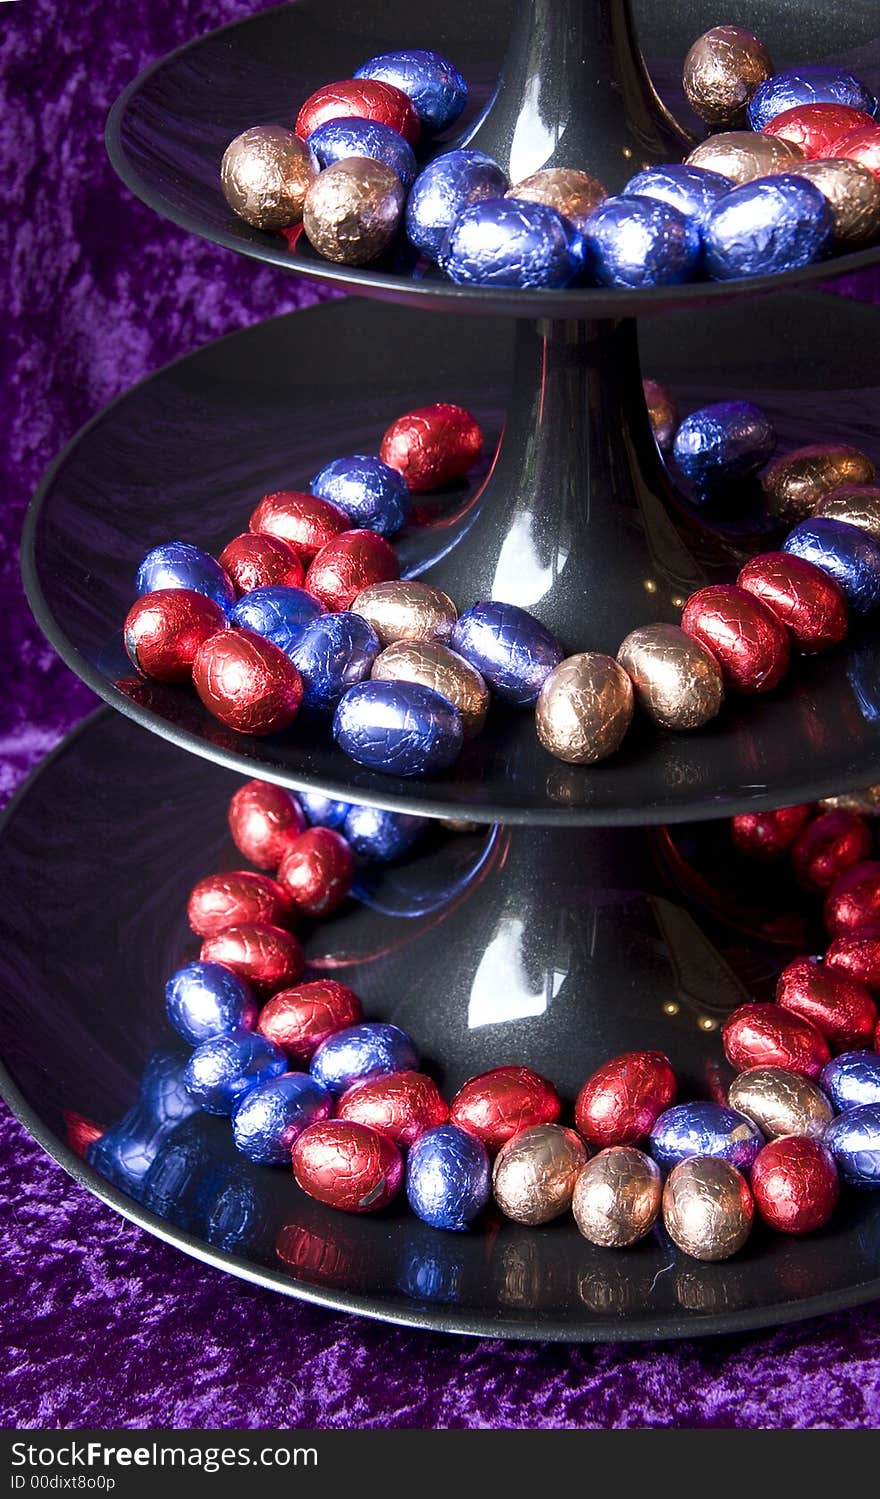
[200,921,305,995]
[250,490,349,562]
[680,584,790,693]
[826,927,880,991]
[730,804,812,860]
[124,588,228,683]
[277,827,355,916]
[227,778,307,869]
[750,1136,839,1234]
[776,955,878,1051]
[336,1071,449,1147]
[824,860,880,937]
[295,79,420,147]
[763,102,875,159]
[449,1066,561,1152]
[187,870,294,938]
[792,809,872,891]
[218,533,305,595]
[306,529,400,611]
[737,552,848,652]
[831,125,880,180]
[379,404,484,492]
[258,979,363,1062]
[723,1002,830,1078]
[575,1050,678,1146]
[192,629,303,735]
[292,1119,403,1212]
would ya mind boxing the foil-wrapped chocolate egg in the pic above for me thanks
[258,980,362,1064]
[187,870,293,938]
[310,454,410,537]
[371,639,489,738]
[824,1102,880,1186]
[723,1002,830,1078]
[295,78,420,147]
[337,1071,448,1147]
[124,589,228,683]
[451,600,563,706]
[303,158,405,265]
[448,1065,561,1152]
[230,585,325,655]
[342,804,426,862]
[228,778,307,869]
[623,164,731,227]
[277,826,354,916]
[728,1067,834,1140]
[136,541,236,613]
[824,860,880,938]
[763,102,875,159]
[201,921,305,996]
[443,198,585,288]
[792,810,871,891]
[306,119,417,190]
[777,955,878,1051]
[737,552,848,653]
[643,378,679,450]
[782,518,880,613]
[662,1156,754,1261]
[821,1051,880,1111]
[749,67,877,132]
[288,612,381,711]
[826,930,880,991]
[761,444,876,523]
[299,790,351,828]
[831,126,880,181]
[231,1071,332,1165]
[814,484,880,537]
[184,1028,287,1115]
[685,131,803,185]
[353,48,467,135]
[220,124,316,230]
[218,533,305,596]
[379,404,483,492]
[351,580,458,646]
[649,1101,763,1172]
[681,585,790,694]
[192,628,303,735]
[778,158,880,247]
[334,678,464,776]
[406,149,508,261]
[682,26,773,128]
[617,623,724,731]
[165,961,258,1046]
[575,1051,677,1146]
[309,1021,418,1096]
[491,1124,588,1226]
[703,174,834,280]
[572,1145,662,1247]
[730,804,812,860]
[292,1119,404,1212]
[751,1136,839,1233]
[406,1123,491,1229]
[582,195,700,288]
[306,529,399,611]
[536,652,634,764]
[820,785,880,817]
[250,489,349,562]
[674,401,776,489]
[506,167,607,234]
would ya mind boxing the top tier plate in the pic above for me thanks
[106,0,880,319]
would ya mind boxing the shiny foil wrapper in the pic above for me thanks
[824,859,880,937]
[124,588,228,684]
[220,125,316,231]
[730,804,811,860]
[643,378,679,450]
[201,921,305,996]
[573,1146,661,1248]
[776,954,878,1050]
[227,778,307,869]
[451,600,564,706]
[820,1050,880,1111]
[728,1066,834,1140]
[187,870,294,938]
[250,489,349,562]
[680,585,790,694]
[722,1001,830,1079]
[353,48,468,135]
[685,130,803,185]
[782,517,880,614]
[575,1051,677,1147]
[749,66,876,133]
[649,1101,763,1173]
[780,158,880,246]
[292,1119,403,1213]
[303,157,404,265]
[258,979,362,1063]
[379,403,483,492]
[337,1071,448,1148]
[184,1030,286,1116]
[219,533,305,596]
[825,1102,880,1187]
[277,827,354,917]
[814,483,880,537]
[333,678,463,776]
[682,25,773,128]
[820,785,880,817]
[536,653,634,765]
[372,639,490,738]
[295,78,420,146]
[763,102,875,160]
[662,1156,754,1261]
[492,1124,587,1226]
[737,552,848,653]
[231,1072,332,1166]
[406,1123,491,1229]
[449,1066,560,1153]
[505,167,607,234]
[831,126,880,182]
[617,623,723,731]
[306,529,400,611]
[310,1021,418,1097]
[673,400,776,489]
[192,628,303,735]
[751,1136,839,1234]
[442,197,585,289]
[703,173,833,280]
[165,960,257,1047]
[826,930,880,991]
[351,579,458,647]
[791,809,872,891]
[761,444,876,523]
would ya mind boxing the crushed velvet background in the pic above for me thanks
[2,0,880,1430]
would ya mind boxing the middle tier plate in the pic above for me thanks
[24,292,880,825]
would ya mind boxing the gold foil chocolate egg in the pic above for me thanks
[686,131,803,185]
[762,446,877,523]
[505,168,607,234]
[813,484,880,537]
[819,785,880,816]
[662,1156,754,1262]
[220,125,317,230]
[492,1124,588,1226]
[728,1067,834,1140]
[682,26,773,128]
[616,623,724,731]
[643,379,679,451]
[351,580,458,647]
[371,639,489,738]
[535,653,634,765]
[775,158,880,247]
[572,1146,662,1248]
[303,157,404,264]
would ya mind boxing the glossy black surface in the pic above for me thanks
[24,294,880,825]
[105,0,880,318]
[2,710,879,1340]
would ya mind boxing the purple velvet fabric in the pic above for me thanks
[2,0,880,1430]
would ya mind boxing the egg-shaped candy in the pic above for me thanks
[227,779,307,869]
[200,922,305,996]
[572,1145,662,1247]
[814,484,880,537]
[306,119,417,190]
[791,810,871,891]
[333,679,463,776]
[292,1119,403,1212]
[371,639,489,738]
[337,1071,448,1148]
[784,518,880,613]
[826,930,880,991]
[277,826,354,916]
[258,979,363,1064]
[250,489,349,562]
[723,1002,830,1078]
[220,124,317,230]
[704,174,834,280]
[379,404,483,493]
[623,164,732,226]
[674,401,776,490]
[617,623,724,730]
[643,378,679,450]
[406,149,508,261]
[730,804,812,860]
[824,1102,880,1186]
[184,1028,287,1115]
[682,25,773,128]
[406,1123,491,1230]
[306,529,399,611]
[763,102,875,160]
[737,552,848,652]
[295,78,420,146]
[451,600,563,706]
[309,1021,418,1096]
[303,158,405,266]
[310,455,411,537]
[505,168,607,234]
[351,579,458,646]
[493,1124,588,1226]
[187,870,294,938]
[761,444,876,523]
[442,198,585,289]
[824,861,880,937]
[229,584,325,655]
[831,126,880,182]
[231,1071,332,1165]
[751,1136,839,1233]
[136,541,236,614]
[749,66,877,132]
[663,1156,754,1260]
[354,48,467,134]
[821,1051,880,1112]
[342,804,426,862]
[218,533,305,596]
[681,585,790,694]
[776,955,878,1051]
[781,159,880,248]
[650,1101,763,1172]
[728,1067,834,1140]
[449,1065,560,1153]
[165,961,258,1046]
[124,589,228,683]
[288,612,380,711]
[686,130,803,185]
[536,652,635,764]
[575,1051,677,1147]
[298,789,352,829]
[582,194,700,288]
[192,629,304,735]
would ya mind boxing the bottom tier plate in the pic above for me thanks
[2,711,880,1342]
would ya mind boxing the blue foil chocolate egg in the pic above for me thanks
[703,174,833,280]
[165,960,258,1046]
[406,149,508,261]
[88,1051,198,1196]
[299,789,352,828]
[582,194,701,288]
[748,67,877,131]
[289,612,381,711]
[310,455,411,537]
[824,1102,880,1186]
[231,1071,332,1164]
[821,1052,880,1113]
[334,679,464,776]
[307,119,418,190]
[623,164,733,227]
[450,600,564,705]
[673,401,777,489]
[136,541,236,614]
[354,48,468,134]
[184,1029,287,1115]
[343,804,427,861]
[782,517,880,613]
[650,1101,763,1172]
[229,584,325,653]
[309,1021,419,1095]
[406,1123,491,1230]
[441,198,585,288]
